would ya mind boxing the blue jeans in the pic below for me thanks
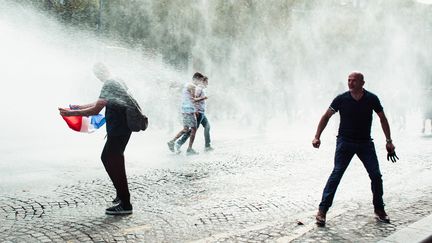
[319,137,384,212]
[177,113,211,148]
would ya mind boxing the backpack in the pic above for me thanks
[125,95,148,132]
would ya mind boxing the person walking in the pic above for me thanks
[175,76,213,152]
[312,72,399,226]
[167,72,204,155]
[59,63,133,215]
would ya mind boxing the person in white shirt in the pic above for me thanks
[175,76,213,152]
[167,72,205,155]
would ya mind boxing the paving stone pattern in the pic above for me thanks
[0,135,431,242]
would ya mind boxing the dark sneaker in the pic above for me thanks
[375,209,390,223]
[204,146,214,152]
[167,141,175,152]
[186,148,198,155]
[106,203,133,215]
[112,196,121,205]
[315,210,326,227]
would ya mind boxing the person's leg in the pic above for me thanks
[429,118,432,133]
[101,133,132,207]
[170,113,196,145]
[183,113,197,150]
[201,114,211,148]
[179,113,203,149]
[187,127,197,150]
[168,126,190,151]
[171,127,190,142]
[101,138,118,198]
[176,130,191,148]
[356,141,384,211]
[196,113,203,129]
[421,118,425,133]
[318,138,355,213]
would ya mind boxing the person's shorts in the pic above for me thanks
[182,113,197,128]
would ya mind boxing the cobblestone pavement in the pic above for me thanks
[1,130,431,242]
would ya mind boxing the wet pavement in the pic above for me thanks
[1,126,431,242]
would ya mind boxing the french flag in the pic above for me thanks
[62,114,106,133]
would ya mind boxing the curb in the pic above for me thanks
[378,214,432,243]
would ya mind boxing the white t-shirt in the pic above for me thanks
[181,82,196,113]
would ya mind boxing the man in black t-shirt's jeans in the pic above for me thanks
[312,72,398,226]
[59,63,133,215]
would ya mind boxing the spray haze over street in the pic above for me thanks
[0,0,431,242]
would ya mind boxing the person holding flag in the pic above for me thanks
[59,62,133,215]
[61,105,106,133]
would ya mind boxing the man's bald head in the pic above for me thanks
[349,72,364,82]
[348,71,365,92]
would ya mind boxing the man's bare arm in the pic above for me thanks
[79,102,97,109]
[70,102,96,109]
[312,108,336,148]
[59,99,107,117]
[376,111,395,152]
[193,96,208,102]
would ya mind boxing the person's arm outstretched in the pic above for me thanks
[59,99,107,117]
[69,102,96,110]
[312,108,336,148]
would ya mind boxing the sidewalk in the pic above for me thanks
[378,214,432,243]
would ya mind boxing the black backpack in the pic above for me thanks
[125,95,148,132]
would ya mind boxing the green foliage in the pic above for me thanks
[14,0,432,73]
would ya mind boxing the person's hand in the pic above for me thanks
[386,142,399,163]
[69,104,80,110]
[58,107,72,116]
[386,142,395,153]
[387,151,399,162]
[312,138,321,148]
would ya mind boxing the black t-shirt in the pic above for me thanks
[330,90,383,141]
[99,79,131,136]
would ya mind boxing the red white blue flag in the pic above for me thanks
[61,105,106,133]
[62,114,105,133]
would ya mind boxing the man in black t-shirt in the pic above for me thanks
[312,72,398,226]
[59,63,133,215]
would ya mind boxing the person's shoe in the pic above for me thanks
[112,196,121,205]
[167,141,175,152]
[374,209,390,223]
[315,210,326,227]
[105,203,133,215]
[186,148,199,155]
[204,146,214,152]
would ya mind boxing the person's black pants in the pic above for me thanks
[101,133,132,206]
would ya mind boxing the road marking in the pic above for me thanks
[122,224,152,234]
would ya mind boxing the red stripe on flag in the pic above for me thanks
[62,116,82,132]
